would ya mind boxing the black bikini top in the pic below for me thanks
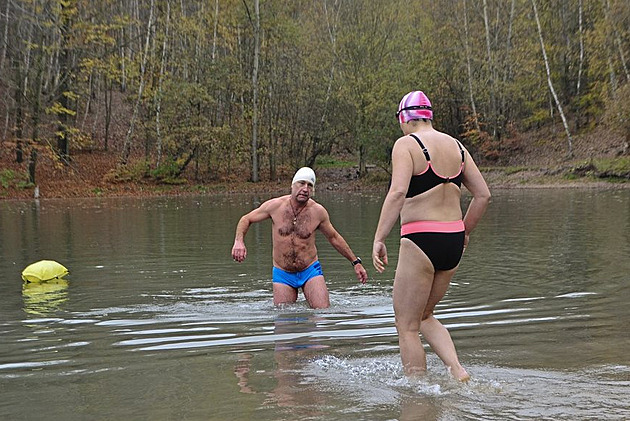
[405,133,465,198]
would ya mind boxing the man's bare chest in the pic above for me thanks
[274,209,315,240]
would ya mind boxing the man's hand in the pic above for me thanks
[232,239,247,262]
[372,241,388,273]
[354,264,368,284]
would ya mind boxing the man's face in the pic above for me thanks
[291,180,314,202]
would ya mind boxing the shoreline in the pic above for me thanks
[1,153,629,200]
[1,172,628,202]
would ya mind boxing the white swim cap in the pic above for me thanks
[292,167,316,186]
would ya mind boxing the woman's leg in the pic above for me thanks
[393,238,434,375]
[420,268,470,381]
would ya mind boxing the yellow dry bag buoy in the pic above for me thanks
[21,260,69,283]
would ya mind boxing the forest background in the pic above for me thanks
[1,0,629,199]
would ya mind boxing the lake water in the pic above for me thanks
[0,189,629,420]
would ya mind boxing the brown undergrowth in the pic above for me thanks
[1,124,628,200]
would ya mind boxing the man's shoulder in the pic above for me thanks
[307,199,328,216]
[267,194,290,203]
[261,195,289,210]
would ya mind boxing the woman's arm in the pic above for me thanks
[461,150,491,245]
[372,138,414,272]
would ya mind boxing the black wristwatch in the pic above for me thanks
[351,257,362,267]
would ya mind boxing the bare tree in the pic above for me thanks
[532,0,573,157]
[120,0,155,166]
[0,0,9,71]
[55,0,75,164]
[155,0,170,167]
[463,0,480,133]
[482,0,498,137]
[212,0,219,61]
[248,0,260,182]
[576,0,585,96]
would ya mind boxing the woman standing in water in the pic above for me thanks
[372,91,491,381]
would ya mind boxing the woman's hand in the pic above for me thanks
[372,241,388,273]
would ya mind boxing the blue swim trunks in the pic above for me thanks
[272,260,323,289]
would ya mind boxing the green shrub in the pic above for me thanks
[502,166,528,175]
[567,157,630,180]
[104,161,150,183]
[592,157,630,177]
[150,160,180,180]
[315,155,355,168]
[149,160,188,184]
[364,169,391,183]
[0,169,32,190]
[0,169,15,189]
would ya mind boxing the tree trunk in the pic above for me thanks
[120,0,155,166]
[250,0,260,182]
[0,0,9,71]
[104,78,112,151]
[576,0,584,97]
[463,0,480,133]
[358,143,367,178]
[482,0,497,138]
[44,36,57,93]
[267,79,276,181]
[615,36,629,81]
[28,149,37,185]
[81,70,94,130]
[2,109,8,143]
[29,33,45,184]
[608,57,618,98]
[14,55,24,163]
[212,0,219,61]
[575,0,585,130]
[56,0,73,164]
[308,0,341,166]
[531,0,573,157]
[120,26,127,92]
[15,11,34,163]
[500,0,516,126]
[155,0,170,167]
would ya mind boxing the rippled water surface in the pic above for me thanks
[1,189,629,420]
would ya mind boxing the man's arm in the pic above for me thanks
[231,199,276,262]
[318,206,368,284]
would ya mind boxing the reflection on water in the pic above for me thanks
[230,315,331,418]
[22,279,69,315]
[0,190,629,420]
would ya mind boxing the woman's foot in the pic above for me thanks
[447,365,470,382]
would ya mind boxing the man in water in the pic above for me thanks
[231,167,368,308]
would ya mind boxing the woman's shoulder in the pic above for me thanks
[425,129,457,143]
[393,134,419,150]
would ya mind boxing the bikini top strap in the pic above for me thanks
[455,140,465,163]
[409,133,431,161]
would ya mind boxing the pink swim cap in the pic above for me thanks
[397,91,433,123]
